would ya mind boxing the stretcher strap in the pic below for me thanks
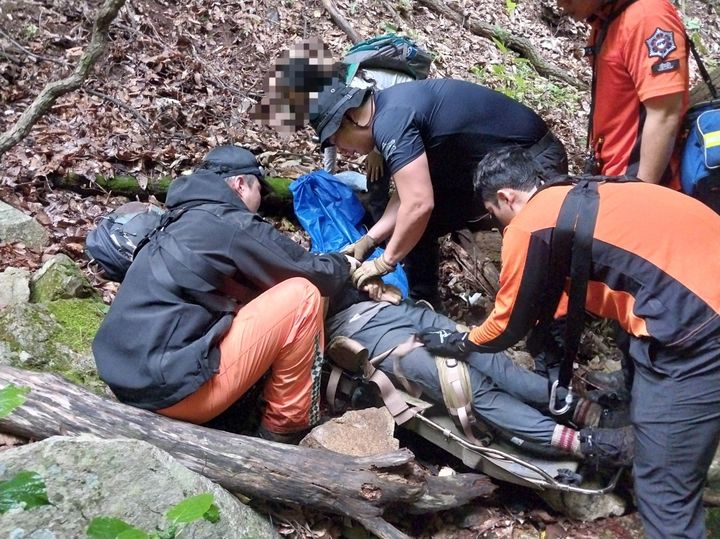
[435,357,485,446]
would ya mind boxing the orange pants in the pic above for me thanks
[158,277,325,433]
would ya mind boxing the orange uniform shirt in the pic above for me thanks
[590,0,689,189]
[469,182,720,350]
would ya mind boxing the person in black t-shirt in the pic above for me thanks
[310,78,567,307]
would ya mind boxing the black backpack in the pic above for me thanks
[86,201,165,281]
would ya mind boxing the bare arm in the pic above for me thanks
[377,153,434,265]
[637,92,684,184]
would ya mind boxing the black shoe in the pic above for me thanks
[256,425,309,445]
[579,426,634,468]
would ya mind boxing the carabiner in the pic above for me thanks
[549,379,573,415]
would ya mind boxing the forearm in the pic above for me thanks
[637,94,684,184]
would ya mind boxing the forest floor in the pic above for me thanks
[2,0,720,537]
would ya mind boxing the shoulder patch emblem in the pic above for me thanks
[645,28,677,60]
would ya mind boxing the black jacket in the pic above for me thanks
[92,171,350,409]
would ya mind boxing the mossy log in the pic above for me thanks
[0,366,496,539]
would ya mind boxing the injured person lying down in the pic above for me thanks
[325,283,633,469]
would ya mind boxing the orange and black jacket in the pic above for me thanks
[469,182,720,352]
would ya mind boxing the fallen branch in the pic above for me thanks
[83,88,150,131]
[0,27,69,67]
[0,366,495,539]
[416,0,587,90]
[320,0,363,44]
[0,0,127,158]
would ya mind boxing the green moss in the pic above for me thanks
[265,176,292,197]
[46,299,107,354]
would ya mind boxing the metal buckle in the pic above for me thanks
[549,380,573,415]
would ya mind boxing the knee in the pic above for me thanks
[277,277,322,309]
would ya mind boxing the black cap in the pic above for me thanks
[197,146,273,195]
[310,78,369,149]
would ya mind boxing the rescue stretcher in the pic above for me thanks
[324,335,622,495]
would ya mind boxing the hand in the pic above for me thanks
[351,253,396,289]
[361,277,402,304]
[342,234,377,262]
[365,149,385,183]
[416,327,474,358]
[345,255,361,273]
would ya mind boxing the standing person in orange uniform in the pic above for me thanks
[419,147,720,539]
[93,146,357,444]
[558,0,689,187]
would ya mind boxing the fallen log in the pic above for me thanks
[0,366,495,539]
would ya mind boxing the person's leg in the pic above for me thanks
[345,302,575,450]
[366,162,390,224]
[158,277,325,434]
[631,340,720,539]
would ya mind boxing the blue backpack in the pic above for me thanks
[680,100,720,213]
[679,37,720,214]
[342,34,433,83]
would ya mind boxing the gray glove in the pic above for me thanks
[342,234,377,262]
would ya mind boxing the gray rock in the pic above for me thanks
[0,302,105,393]
[0,268,31,309]
[0,201,49,250]
[300,407,398,456]
[0,436,278,539]
[537,481,626,520]
[30,254,96,303]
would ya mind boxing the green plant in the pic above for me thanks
[86,492,220,539]
[0,384,30,418]
[0,471,50,513]
[506,0,518,17]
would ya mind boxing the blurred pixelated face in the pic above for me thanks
[251,38,336,133]
[556,0,603,21]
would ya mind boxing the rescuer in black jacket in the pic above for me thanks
[93,146,354,442]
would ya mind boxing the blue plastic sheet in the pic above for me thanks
[290,170,409,297]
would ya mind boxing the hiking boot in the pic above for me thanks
[256,425,309,445]
[579,426,634,468]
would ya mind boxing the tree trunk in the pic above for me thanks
[0,0,127,158]
[0,366,495,539]
[417,0,587,90]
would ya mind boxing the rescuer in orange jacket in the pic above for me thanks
[419,147,720,539]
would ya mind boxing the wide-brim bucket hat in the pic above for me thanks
[310,79,369,149]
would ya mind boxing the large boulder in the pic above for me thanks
[300,407,398,456]
[0,436,278,538]
[0,267,31,309]
[30,254,97,303]
[0,301,106,393]
[0,201,49,250]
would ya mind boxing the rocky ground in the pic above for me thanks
[2,0,720,537]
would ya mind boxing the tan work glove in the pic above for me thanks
[365,148,385,183]
[351,253,396,289]
[342,234,377,262]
